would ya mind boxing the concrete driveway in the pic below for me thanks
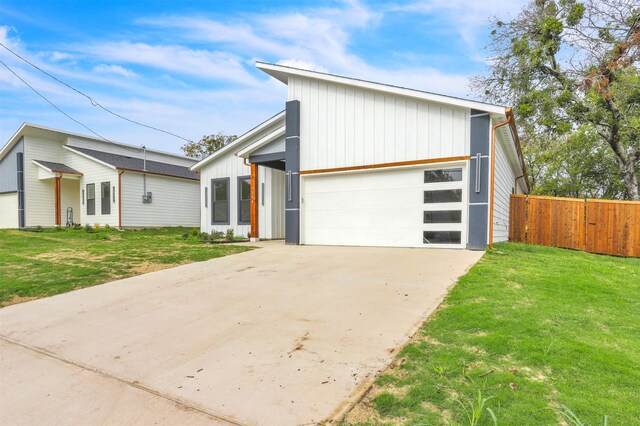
[0,242,482,425]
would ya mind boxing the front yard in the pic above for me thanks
[346,243,640,425]
[0,227,251,306]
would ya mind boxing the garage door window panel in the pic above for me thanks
[424,168,463,183]
[422,165,466,247]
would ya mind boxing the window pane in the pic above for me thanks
[423,231,461,244]
[240,179,251,200]
[424,168,462,183]
[86,184,95,215]
[214,182,227,201]
[101,182,111,215]
[214,201,228,222]
[239,200,250,223]
[424,189,462,203]
[424,210,462,223]
[86,184,95,200]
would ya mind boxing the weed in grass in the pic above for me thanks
[448,391,497,426]
[552,404,609,426]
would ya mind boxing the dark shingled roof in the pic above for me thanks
[67,146,199,180]
[33,160,82,175]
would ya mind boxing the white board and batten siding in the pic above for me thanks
[287,76,470,171]
[258,168,285,240]
[121,172,199,227]
[63,148,119,227]
[492,125,521,243]
[199,151,252,237]
[22,136,64,227]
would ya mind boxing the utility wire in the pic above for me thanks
[0,41,194,143]
[0,59,114,142]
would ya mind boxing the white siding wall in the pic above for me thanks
[199,151,252,237]
[63,150,119,227]
[66,137,195,167]
[0,193,19,228]
[60,178,81,225]
[23,137,64,227]
[288,76,470,171]
[492,128,519,243]
[121,172,199,227]
[258,168,285,239]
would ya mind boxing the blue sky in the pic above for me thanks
[0,0,527,154]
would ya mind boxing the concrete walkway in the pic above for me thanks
[0,242,483,425]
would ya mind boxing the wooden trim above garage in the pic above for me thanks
[299,156,471,175]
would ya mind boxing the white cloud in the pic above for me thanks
[92,64,137,78]
[49,51,75,62]
[75,41,260,86]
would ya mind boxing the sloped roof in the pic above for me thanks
[32,160,82,175]
[67,146,199,180]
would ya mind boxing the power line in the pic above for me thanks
[0,41,194,143]
[0,59,114,142]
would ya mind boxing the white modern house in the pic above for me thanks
[0,124,200,229]
[192,62,529,249]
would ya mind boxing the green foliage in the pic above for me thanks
[84,224,94,233]
[472,0,640,199]
[181,132,237,159]
[225,228,234,242]
[191,228,200,237]
[210,230,224,240]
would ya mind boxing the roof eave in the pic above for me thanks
[256,62,507,115]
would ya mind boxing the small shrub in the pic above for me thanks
[93,223,100,229]
[247,232,251,239]
[105,224,111,229]
[200,232,210,242]
[181,233,189,239]
[35,225,43,232]
[84,224,94,233]
[54,226,63,232]
[210,230,224,240]
[73,223,82,230]
[225,229,234,242]
[191,228,200,237]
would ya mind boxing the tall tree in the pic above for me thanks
[181,132,237,159]
[472,0,640,199]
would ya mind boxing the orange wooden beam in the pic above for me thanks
[250,163,259,239]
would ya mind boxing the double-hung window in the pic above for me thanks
[86,184,95,216]
[238,176,251,225]
[211,178,230,224]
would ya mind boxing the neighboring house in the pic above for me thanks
[0,123,200,229]
[193,63,529,249]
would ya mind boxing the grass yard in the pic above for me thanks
[0,227,252,307]
[346,243,640,425]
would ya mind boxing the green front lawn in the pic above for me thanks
[346,243,640,425]
[0,227,252,306]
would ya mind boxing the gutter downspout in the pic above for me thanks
[489,113,513,249]
[118,170,124,230]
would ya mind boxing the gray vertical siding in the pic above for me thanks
[285,100,300,245]
[468,111,490,250]
[0,137,23,193]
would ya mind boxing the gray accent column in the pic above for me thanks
[17,151,25,228]
[468,110,490,250]
[285,100,300,245]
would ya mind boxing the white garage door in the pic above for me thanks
[0,192,19,229]
[301,164,467,248]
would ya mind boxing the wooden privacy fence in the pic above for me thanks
[509,194,640,257]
